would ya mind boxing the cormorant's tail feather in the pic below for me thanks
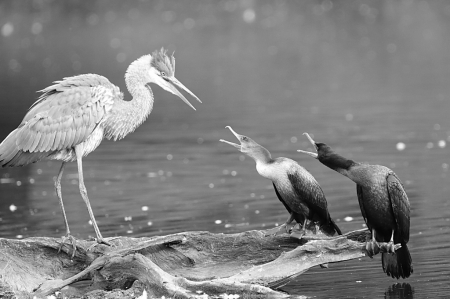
[0,129,49,167]
[382,243,413,279]
[321,216,342,236]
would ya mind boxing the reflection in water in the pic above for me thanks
[385,283,414,299]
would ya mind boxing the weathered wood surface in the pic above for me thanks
[0,227,397,298]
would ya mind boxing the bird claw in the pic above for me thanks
[87,237,114,252]
[265,224,289,236]
[365,240,380,257]
[58,234,77,259]
[290,228,306,240]
[385,241,396,254]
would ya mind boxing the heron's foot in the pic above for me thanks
[58,234,77,259]
[265,224,289,236]
[365,240,380,258]
[290,228,306,240]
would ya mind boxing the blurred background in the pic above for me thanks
[1,0,449,297]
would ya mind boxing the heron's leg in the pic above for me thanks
[55,162,77,257]
[75,147,111,246]
[365,229,380,257]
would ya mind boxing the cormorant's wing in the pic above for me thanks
[386,173,410,243]
[273,183,292,214]
[287,169,329,221]
[356,185,371,230]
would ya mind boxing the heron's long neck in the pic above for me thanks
[105,55,154,141]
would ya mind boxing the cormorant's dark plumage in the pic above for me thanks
[298,133,412,279]
[220,127,341,237]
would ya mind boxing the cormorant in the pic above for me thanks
[298,133,412,279]
[220,126,341,238]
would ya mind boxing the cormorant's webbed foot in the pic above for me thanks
[385,230,396,254]
[58,234,77,259]
[265,224,290,236]
[289,226,306,240]
[365,240,380,258]
[87,237,115,252]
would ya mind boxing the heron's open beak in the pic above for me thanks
[219,126,242,150]
[165,76,202,110]
[297,132,319,158]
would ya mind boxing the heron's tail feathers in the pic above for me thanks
[0,129,48,167]
[382,242,413,279]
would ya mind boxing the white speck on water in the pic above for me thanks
[126,230,133,234]
[37,169,43,174]
[147,172,157,178]
[209,183,214,188]
[438,140,446,148]
[356,280,362,283]
[0,178,14,184]
[215,220,222,224]
[16,235,23,239]
[29,178,35,184]
[224,223,233,228]
[290,136,298,143]
[426,142,434,149]
[9,204,17,212]
[345,113,353,121]
[362,223,367,228]
[231,171,237,176]
[344,216,353,222]
[255,210,260,214]
[166,154,173,160]
[88,220,92,225]
[396,142,406,151]
[147,221,153,226]
[141,206,149,211]
[124,216,132,221]
[1,22,14,37]
[243,8,256,23]
[16,181,22,186]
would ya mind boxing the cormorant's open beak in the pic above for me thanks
[219,126,242,150]
[297,132,319,158]
[164,76,202,110]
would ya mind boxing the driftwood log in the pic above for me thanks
[0,227,399,298]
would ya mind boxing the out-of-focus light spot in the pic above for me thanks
[231,171,237,176]
[88,220,93,225]
[9,59,21,73]
[396,142,406,151]
[290,136,297,143]
[239,155,245,161]
[147,172,156,178]
[215,220,222,224]
[0,178,14,184]
[147,221,153,226]
[124,216,132,221]
[184,18,195,30]
[209,183,214,188]
[356,280,362,283]
[9,204,17,212]
[110,38,121,49]
[142,206,149,211]
[345,113,353,121]
[37,169,43,174]
[127,230,133,234]
[197,137,204,144]
[31,22,43,35]
[243,9,256,23]
[2,22,14,37]
[255,210,260,214]
[167,154,173,160]
[87,14,99,26]
[438,140,446,148]
[250,193,255,198]
[116,52,126,63]
[16,181,22,186]
[426,142,434,149]
[386,43,396,53]
[434,124,441,130]
[162,11,175,23]
[344,216,353,222]
[16,235,23,239]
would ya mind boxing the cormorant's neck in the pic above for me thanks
[319,152,359,178]
[247,146,274,165]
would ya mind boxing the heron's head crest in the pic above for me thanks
[151,48,175,77]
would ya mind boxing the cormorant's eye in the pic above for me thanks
[242,136,248,142]
[160,71,166,77]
